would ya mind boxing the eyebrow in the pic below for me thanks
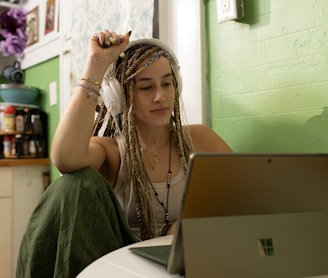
[135,73,173,83]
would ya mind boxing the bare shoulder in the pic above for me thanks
[187,124,232,152]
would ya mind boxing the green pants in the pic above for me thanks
[16,168,137,278]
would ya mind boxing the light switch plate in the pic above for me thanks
[49,81,57,106]
[217,0,244,23]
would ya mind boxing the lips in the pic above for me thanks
[151,107,169,113]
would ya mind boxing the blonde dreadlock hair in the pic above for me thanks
[92,38,194,240]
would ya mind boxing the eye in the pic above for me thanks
[140,85,152,90]
[162,82,172,87]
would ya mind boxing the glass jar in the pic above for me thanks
[15,109,25,133]
[0,104,4,131]
[3,106,16,132]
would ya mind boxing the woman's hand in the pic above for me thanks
[86,30,131,74]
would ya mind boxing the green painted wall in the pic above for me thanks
[24,56,61,180]
[205,0,328,153]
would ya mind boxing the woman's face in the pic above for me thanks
[133,56,176,128]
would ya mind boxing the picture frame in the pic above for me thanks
[26,7,39,46]
[44,0,57,35]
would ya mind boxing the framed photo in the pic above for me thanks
[44,0,57,35]
[26,7,39,46]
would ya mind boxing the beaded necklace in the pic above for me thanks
[142,132,172,236]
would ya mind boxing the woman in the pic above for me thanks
[16,30,232,277]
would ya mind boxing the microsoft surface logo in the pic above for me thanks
[258,238,274,257]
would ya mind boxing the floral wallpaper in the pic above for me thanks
[71,0,155,85]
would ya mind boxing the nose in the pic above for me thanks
[153,86,166,102]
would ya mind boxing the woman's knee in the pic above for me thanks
[49,167,107,192]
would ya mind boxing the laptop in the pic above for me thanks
[129,153,328,278]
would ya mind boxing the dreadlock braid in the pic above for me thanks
[93,41,194,240]
[120,45,160,239]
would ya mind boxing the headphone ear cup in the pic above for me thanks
[101,76,123,117]
[98,76,123,136]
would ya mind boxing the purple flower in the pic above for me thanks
[0,7,28,58]
[0,31,26,56]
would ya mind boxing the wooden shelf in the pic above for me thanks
[0,157,50,166]
[0,131,38,136]
[0,158,50,167]
[0,108,48,159]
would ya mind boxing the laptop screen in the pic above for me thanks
[182,153,328,218]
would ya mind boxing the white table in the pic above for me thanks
[77,235,183,277]
[77,234,328,278]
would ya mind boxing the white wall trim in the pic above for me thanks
[20,0,61,69]
[21,33,60,69]
[159,0,206,124]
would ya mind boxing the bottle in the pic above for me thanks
[3,106,16,132]
[23,136,29,156]
[0,136,4,159]
[15,134,24,156]
[0,104,4,131]
[15,109,25,133]
[31,113,41,133]
[4,136,12,158]
[29,137,37,156]
[11,136,16,156]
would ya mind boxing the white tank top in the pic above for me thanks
[114,137,187,239]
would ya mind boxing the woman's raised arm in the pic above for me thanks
[51,31,130,173]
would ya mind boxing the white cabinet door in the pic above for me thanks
[0,164,48,278]
[12,165,48,275]
[0,167,13,278]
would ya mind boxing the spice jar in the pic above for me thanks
[3,106,16,132]
[15,108,25,132]
[4,135,12,158]
[0,104,4,131]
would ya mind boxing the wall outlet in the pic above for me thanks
[217,0,244,23]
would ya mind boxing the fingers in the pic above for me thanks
[93,30,125,48]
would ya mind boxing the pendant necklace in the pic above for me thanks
[146,132,172,236]
[141,148,159,170]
